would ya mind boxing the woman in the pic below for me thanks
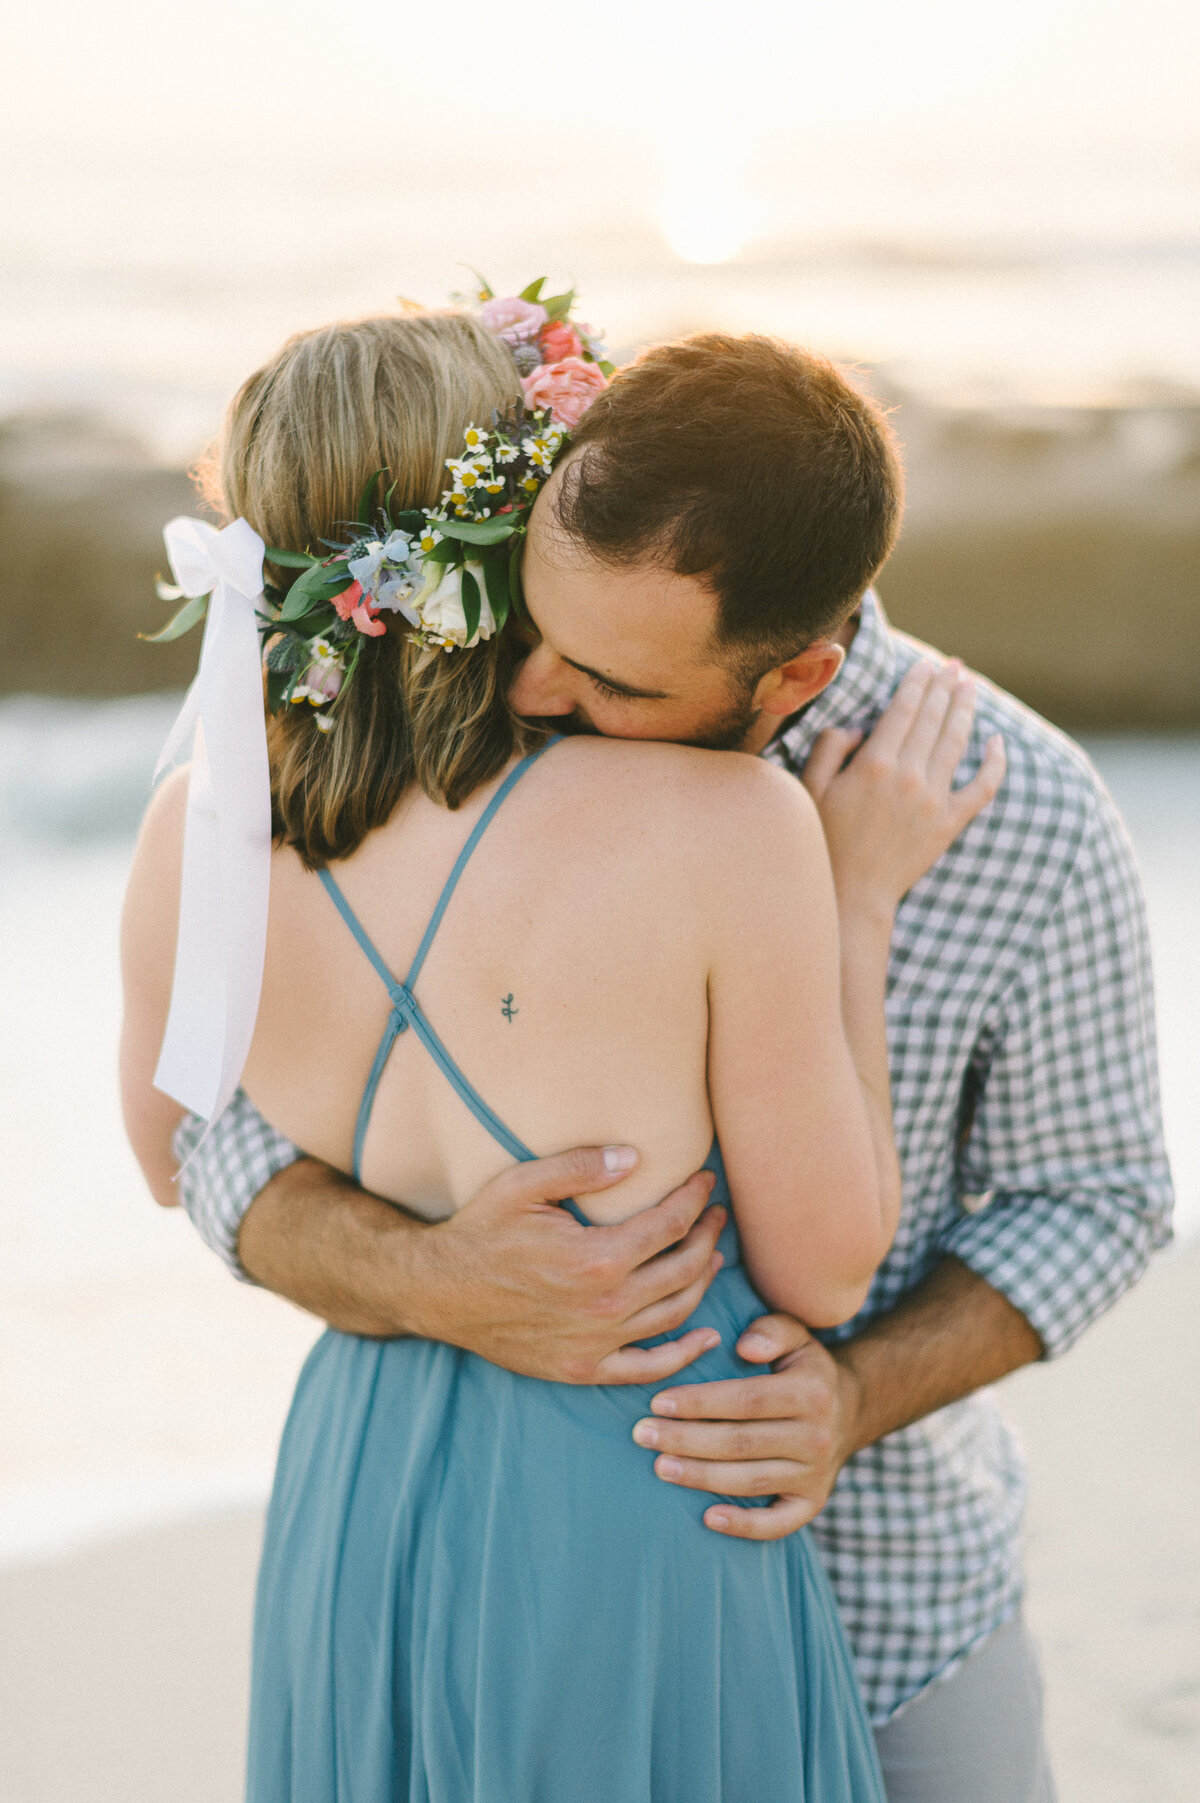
[121,306,1002,1801]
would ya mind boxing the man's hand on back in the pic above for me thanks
[238,1147,726,1386]
[632,1256,1043,1539]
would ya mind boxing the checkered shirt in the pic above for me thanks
[174,591,1174,1722]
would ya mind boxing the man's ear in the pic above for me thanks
[754,641,845,719]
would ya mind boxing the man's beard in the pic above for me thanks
[527,688,761,753]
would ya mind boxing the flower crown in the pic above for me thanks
[148,278,611,730]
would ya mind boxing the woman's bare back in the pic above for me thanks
[243,736,729,1224]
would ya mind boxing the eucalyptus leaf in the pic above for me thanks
[280,561,352,620]
[482,548,510,630]
[508,536,526,620]
[460,567,481,644]
[357,469,386,526]
[264,547,318,569]
[518,277,546,303]
[283,607,339,639]
[436,516,517,546]
[598,360,616,377]
[139,593,209,642]
[266,666,296,711]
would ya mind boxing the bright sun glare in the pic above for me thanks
[657,134,763,266]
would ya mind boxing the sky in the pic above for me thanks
[5,0,1199,145]
[2,0,1197,409]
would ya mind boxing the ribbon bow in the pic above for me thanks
[153,517,272,1132]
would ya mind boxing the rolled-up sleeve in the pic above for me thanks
[172,1091,303,1282]
[941,788,1174,1358]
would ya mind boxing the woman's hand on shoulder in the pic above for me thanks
[801,658,1005,917]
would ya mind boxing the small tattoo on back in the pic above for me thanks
[501,993,518,1023]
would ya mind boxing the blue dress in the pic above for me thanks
[247,743,886,1802]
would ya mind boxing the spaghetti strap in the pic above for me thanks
[316,737,559,1181]
[405,740,557,990]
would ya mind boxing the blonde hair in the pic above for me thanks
[202,310,543,867]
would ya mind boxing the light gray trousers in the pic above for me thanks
[873,1613,1057,1803]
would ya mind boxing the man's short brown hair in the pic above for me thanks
[555,333,903,673]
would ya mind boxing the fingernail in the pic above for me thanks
[632,1420,660,1448]
[706,1510,731,1531]
[739,1332,772,1358]
[656,1457,683,1480]
[699,1329,721,1350]
[651,1395,678,1416]
[602,1145,637,1173]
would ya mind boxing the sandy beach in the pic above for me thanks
[1,1239,1196,1803]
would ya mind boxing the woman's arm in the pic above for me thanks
[706,661,1003,1326]
[119,771,189,1206]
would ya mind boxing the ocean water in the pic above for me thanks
[1,695,1197,1569]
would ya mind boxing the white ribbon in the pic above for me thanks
[153,517,272,1130]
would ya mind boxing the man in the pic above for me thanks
[173,334,1172,1801]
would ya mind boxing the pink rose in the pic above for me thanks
[480,296,548,346]
[521,356,609,428]
[538,319,583,361]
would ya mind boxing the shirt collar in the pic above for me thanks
[767,590,902,769]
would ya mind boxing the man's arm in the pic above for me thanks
[174,1094,730,1385]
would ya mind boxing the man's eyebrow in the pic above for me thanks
[560,654,672,700]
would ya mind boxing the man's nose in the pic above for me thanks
[508,643,575,716]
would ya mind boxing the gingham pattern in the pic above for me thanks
[173,593,1173,1721]
[174,1095,300,1281]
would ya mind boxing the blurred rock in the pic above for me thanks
[1,411,200,698]
[2,395,1198,728]
[879,390,1200,729]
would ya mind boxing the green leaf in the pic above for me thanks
[279,560,353,621]
[467,266,494,301]
[280,606,336,639]
[421,539,459,566]
[598,360,615,377]
[482,548,510,631]
[266,665,296,712]
[390,509,425,535]
[460,567,481,645]
[265,634,305,674]
[264,546,318,569]
[508,535,526,620]
[541,288,575,322]
[139,593,208,642]
[357,469,386,526]
[518,277,546,303]
[436,516,518,546]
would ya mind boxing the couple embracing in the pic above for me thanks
[121,290,1172,1803]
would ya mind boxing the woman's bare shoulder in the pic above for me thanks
[540,735,821,848]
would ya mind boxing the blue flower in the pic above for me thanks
[349,530,421,610]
